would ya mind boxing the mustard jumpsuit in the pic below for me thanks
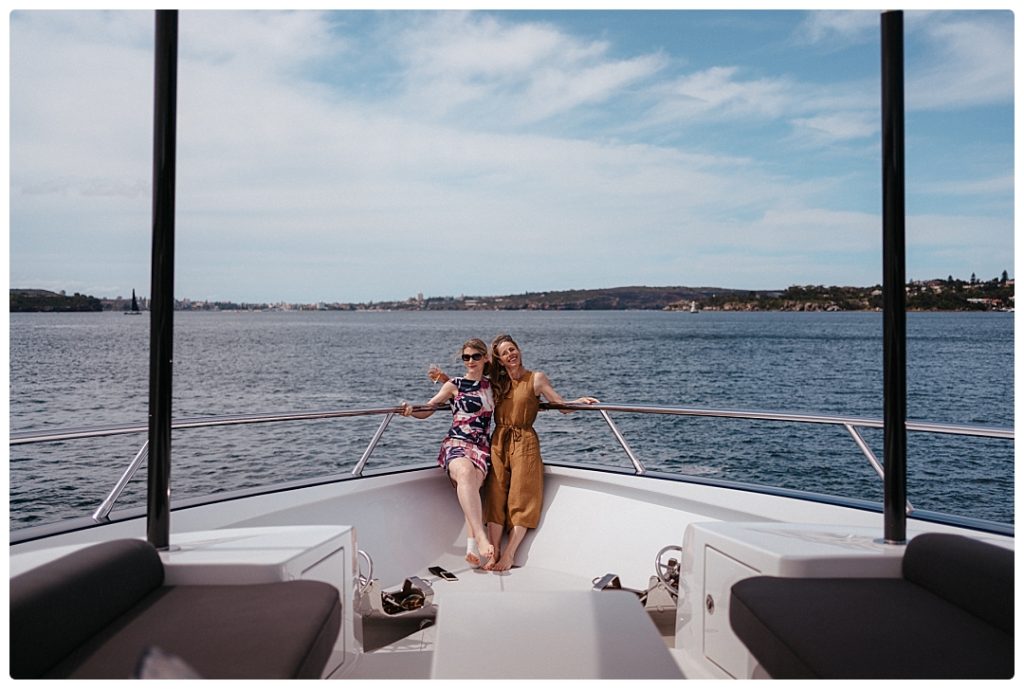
[483,371,543,529]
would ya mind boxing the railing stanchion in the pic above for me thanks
[844,424,913,515]
[352,412,395,477]
[844,424,885,480]
[599,410,646,475]
[93,441,150,523]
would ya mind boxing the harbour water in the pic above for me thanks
[8,309,1014,529]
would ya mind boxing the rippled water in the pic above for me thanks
[8,310,1014,528]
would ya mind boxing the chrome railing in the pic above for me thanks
[13,406,408,522]
[9,403,1013,524]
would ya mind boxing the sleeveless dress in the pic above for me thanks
[483,371,543,529]
[437,376,493,476]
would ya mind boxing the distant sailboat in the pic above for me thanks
[125,289,142,315]
[689,300,698,313]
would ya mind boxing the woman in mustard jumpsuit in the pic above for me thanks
[483,334,598,571]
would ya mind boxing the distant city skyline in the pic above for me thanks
[7,6,1016,304]
[12,268,1013,307]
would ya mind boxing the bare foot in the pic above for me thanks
[491,554,514,572]
[482,547,500,571]
[465,536,481,567]
[466,540,494,568]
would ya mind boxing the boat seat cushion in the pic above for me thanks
[729,533,1013,679]
[10,538,341,679]
[10,539,165,679]
[900,533,1013,633]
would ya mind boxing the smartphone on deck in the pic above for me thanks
[428,566,458,581]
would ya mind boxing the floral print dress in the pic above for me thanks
[437,377,494,476]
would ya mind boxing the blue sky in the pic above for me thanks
[5,7,1016,303]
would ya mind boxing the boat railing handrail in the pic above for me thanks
[9,407,408,445]
[8,402,1013,524]
[10,402,1013,445]
[543,402,1015,439]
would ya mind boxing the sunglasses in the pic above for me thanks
[462,352,485,361]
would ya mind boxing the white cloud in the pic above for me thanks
[795,10,1017,112]
[180,10,342,72]
[518,54,667,124]
[905,213,1015,281]
[906,13,1014,110]
[391,12,666,126]
[790,111,877,143]
[400,12,571,79]
[920,175,1014,198]
[649,66,798,123]
[795,10,878,48]
[907,213,1013,250]
[9,11,153,195]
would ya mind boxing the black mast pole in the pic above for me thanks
[147,10,178,549]
[881,10,907,545]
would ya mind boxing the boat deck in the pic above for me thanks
[337,555,681,680]
[10,466,1011,680]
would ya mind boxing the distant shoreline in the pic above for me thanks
[8,307,1015,314]
[10,277,1014,313]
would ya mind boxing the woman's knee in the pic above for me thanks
[449,459,481,485]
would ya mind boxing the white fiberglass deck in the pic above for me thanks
[338,555,682,680]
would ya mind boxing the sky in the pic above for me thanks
[5,5,1017,304]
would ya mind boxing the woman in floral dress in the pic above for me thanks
[401,338,496,568]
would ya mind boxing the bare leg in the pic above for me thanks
[448,460,494,562]
[483,522,503,570]
[492,525,527,571]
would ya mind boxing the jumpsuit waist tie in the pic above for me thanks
[493,423,532,444]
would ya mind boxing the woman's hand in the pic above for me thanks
[429,365,450,384]
[403,381,454,419]
[575,396,600,404]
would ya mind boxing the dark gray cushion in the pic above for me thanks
[731,576,1013,678]
[902,532,1014,633]
[10,538,342,679]
[10,539,164,678]
[729,534,1014,679]
[52,580,341,679]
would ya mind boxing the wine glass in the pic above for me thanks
[428,362,442,385]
